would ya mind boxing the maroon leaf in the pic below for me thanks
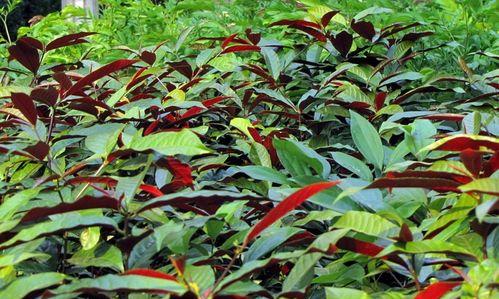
[181,96,229,119]
[271,19,321,29]
[123,269,177,281]
[168,60,192,79]
[31,86,58,106]
[139,184,164,197]
[368,177,462,192]
[140,51,156,65]
[221,45,261,54]
[46,32,96,51]
[8,38,41,74]
[64,59,138,96]
[336,236,384,257]
[23,141,50,160]
[11,92,38,125]
[415,281,461,299]
[330,31,353,56]
[222,33,238,48]
[245,29,261,45]
[20,196,120,223]
[398,223,413,242]
[374,92,387,111]
[158,157,194,193]
[244,181,340,243]
[433,136,499,152]
[53,72,73,92]
[321,11,339,28]
[351,20,376,41]
[460,149,483,177]
[421,113,464,122]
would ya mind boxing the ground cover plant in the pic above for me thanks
[0,1,498,298]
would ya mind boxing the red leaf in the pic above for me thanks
[222,33,238,48]
[139,184,164,197]
[415,281,461,299]
[271,19,321,29]
[24,141,50,160]
[245,29,261,45]
[421,113,464,122]
[46,32,96,51]
[31,86,58,106]
[244,181,339,243]
[66,176,118,187]
[159,157,193,193]
[11,92,38,125]
[330,31,353,56]
[336,236,384,257]
[398,223,413,242]
[289,25,327,42]
[434,136,499,152]
[351,20,376,41]
[8,38,40,74]
[374,92,387,111]
[460,149,483,177]
[20,196,120,223]
[64,59,138,96]
[168,60,193,79]
[181,96,228,119]
[123,269,177,281]
[221,45,261,54]
[368,177,462,192]
[321,11,339,28]
[140,51,156,65]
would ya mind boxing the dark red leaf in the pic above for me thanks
[460,149,483,177]
[336,236,384,257]
[221,45,261,54]
[23,141,50,160]
[140,51,156,65]
[415,281,461,299]
[168,60,193,79]
[271,19,321,29]
[20,196,120,223]
[368,177,462,192]
[245,29,261,45]
[434,136,499,152]
[321,11,339,28]
[66,176,117,187]
[244,181,340,243]
[158,157,193,193]
[402,31,433,42]
[31,86,58,106]
[398,223,413,242]
[181,96,229,119]
[46,32,96,51]
[53,72,73,92]
[222,33,238,48]
[139,184,164,197]
[11,92,38,125]
[64,59,138,96]
[123,269,177,282]
[16,36,44,50]
[374,92,387,111]
[351,20,376,40]
[330,31,353,56]
[8,38,40,74]
[421,113,464,122]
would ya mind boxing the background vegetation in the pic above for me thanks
[0,0,497,298]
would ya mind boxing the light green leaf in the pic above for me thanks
[0,272,65,298]
[127,129,210,156]
[331,152,372,181]
[68,243,124,272]
[334,211,398,237]
[459,178,499,195]
[349,110,384,170]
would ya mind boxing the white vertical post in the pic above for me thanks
[62,0,98,16]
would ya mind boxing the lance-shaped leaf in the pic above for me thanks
[0,214,118,250]
[415,281,461,299]
[0,272,65,298]
[64,59,138,96]
[10,92,37,125]
[334,211,398,238]
[349,110,384,170]
[46,32,96,51]
[420,134,499,152]
[20,196,120,223]
[124,269,177,281]
[128,129,210,156]
[459,178,499,196]
[8,37,41,74]
[47,274,186,296]
[245,181,340,243]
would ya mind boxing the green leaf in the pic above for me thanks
[245,227,302,262]
[0,272,65,298]
[283,252,322,291]
[334,211,398,238]
[249,142,272,168]
[230,117,254,139]
[380,72,423,87]
[234,166,290,185]
[331,152,372,181]
[50,274,186,296]
[378,239,476,258]
[68,243,124,272]
[0,188,40,221]
[0,214,118,249]
[80,227,100,250]
[274,139,331,178]
[127,129,211,156]
[325,287,371,299]
[349,110,384,170]
[459,178,499,195]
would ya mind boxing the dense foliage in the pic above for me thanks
[0,1,497,298]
